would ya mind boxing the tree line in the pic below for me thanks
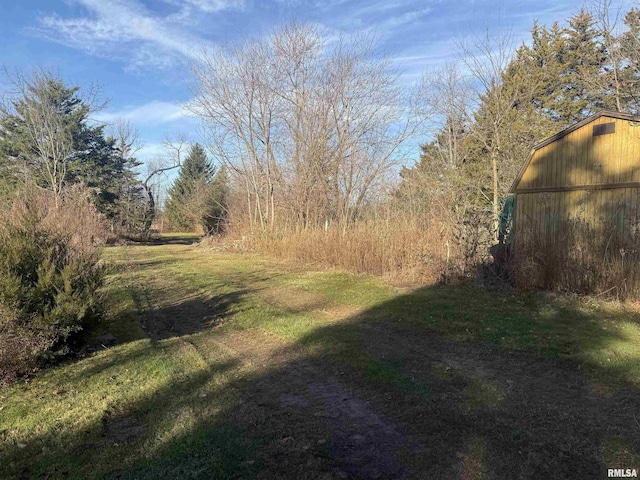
[4,4,638,247]
[0,69,228,237]
[185,3,640,268]
[399,3,640,249]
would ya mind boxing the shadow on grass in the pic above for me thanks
[141,290,252,341]
[3,284,640,479]
[123,234,202,247]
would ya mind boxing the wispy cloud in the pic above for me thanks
[27,0,242,69]
[137,142,169,161]
[162,0,245,14]
[93,100,189,125]
[393,51,456,74]
[328,0,434,38]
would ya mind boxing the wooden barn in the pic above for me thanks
[509,110,640,252]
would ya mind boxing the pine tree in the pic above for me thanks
[504,13,607,129]
[620,8,640,113]
[0,74,84,203]
[164,144,223,233]
[560,9,607,122]
[0,71,139,221]
[201,164,228,235]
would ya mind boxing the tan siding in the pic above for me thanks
[588,190,596,232]
[533,147,545,188]
[582,119,593,186]
[616,119,626,182]
[573,126,586,187]
[514,187,640,249]
[592,125,607,185]
[515,116,640,192]
[539,143,549,188]
[629,188,636,235]
[541,144,551,188]
[616,121,626,183]
[621,189,631,238]
[628,122,640,183]
[519,150,538,188]
[513,114,640,253]
[555,134,566,186]
[567,132,576,187]
[553,140,561,186]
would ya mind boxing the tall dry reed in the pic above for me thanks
[514,216,640,299]
[215,212,490,284]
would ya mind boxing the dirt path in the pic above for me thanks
[133,245,640,479]
[136,274,424,478]
[357,322,640,477]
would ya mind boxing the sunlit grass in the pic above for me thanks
[100,243,640,390]
[1,238,640,478]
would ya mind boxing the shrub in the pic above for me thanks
[0,191,105,384]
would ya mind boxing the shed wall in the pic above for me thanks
[517,117,640,191]
[515,187,640,247]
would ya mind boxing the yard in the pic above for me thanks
[1,236,640,479]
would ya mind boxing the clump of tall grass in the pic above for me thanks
[514,216,640,299]
[212,212,490,285]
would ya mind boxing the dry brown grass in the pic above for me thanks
[514,217,640,299]
[213,215,487,285]
[3,185,110,251]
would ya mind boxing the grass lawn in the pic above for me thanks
[1,236,640,479]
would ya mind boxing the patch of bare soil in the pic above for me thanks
[225,359,420,480]
[140,292,234,341]
[207,320,640,478]
[160,324,420,479]
[355,322,640,478]
[306,381,414,480]
[101,410,144,445]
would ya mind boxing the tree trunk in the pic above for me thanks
[491,149,499,242]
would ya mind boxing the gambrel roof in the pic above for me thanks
[509,110,640,193]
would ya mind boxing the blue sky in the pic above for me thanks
[0,0,633,164]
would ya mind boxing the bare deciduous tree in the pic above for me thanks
[459,31,534,240]
[189,22,422,233]
[110,118,143,161]
[190,39,279,231]
[143,134,187,219]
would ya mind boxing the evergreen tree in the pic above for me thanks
[504,12,607,128]
[506,22,566,128]
[165,144,227,233]
[0,74,84,202]
[0,71,138,222]
[620,8,640,113]
[561,9,607,121]
[202,164,228,235]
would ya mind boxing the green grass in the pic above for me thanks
[363,283,640,385]
[361,357,432,402]
[1,237,640,478]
